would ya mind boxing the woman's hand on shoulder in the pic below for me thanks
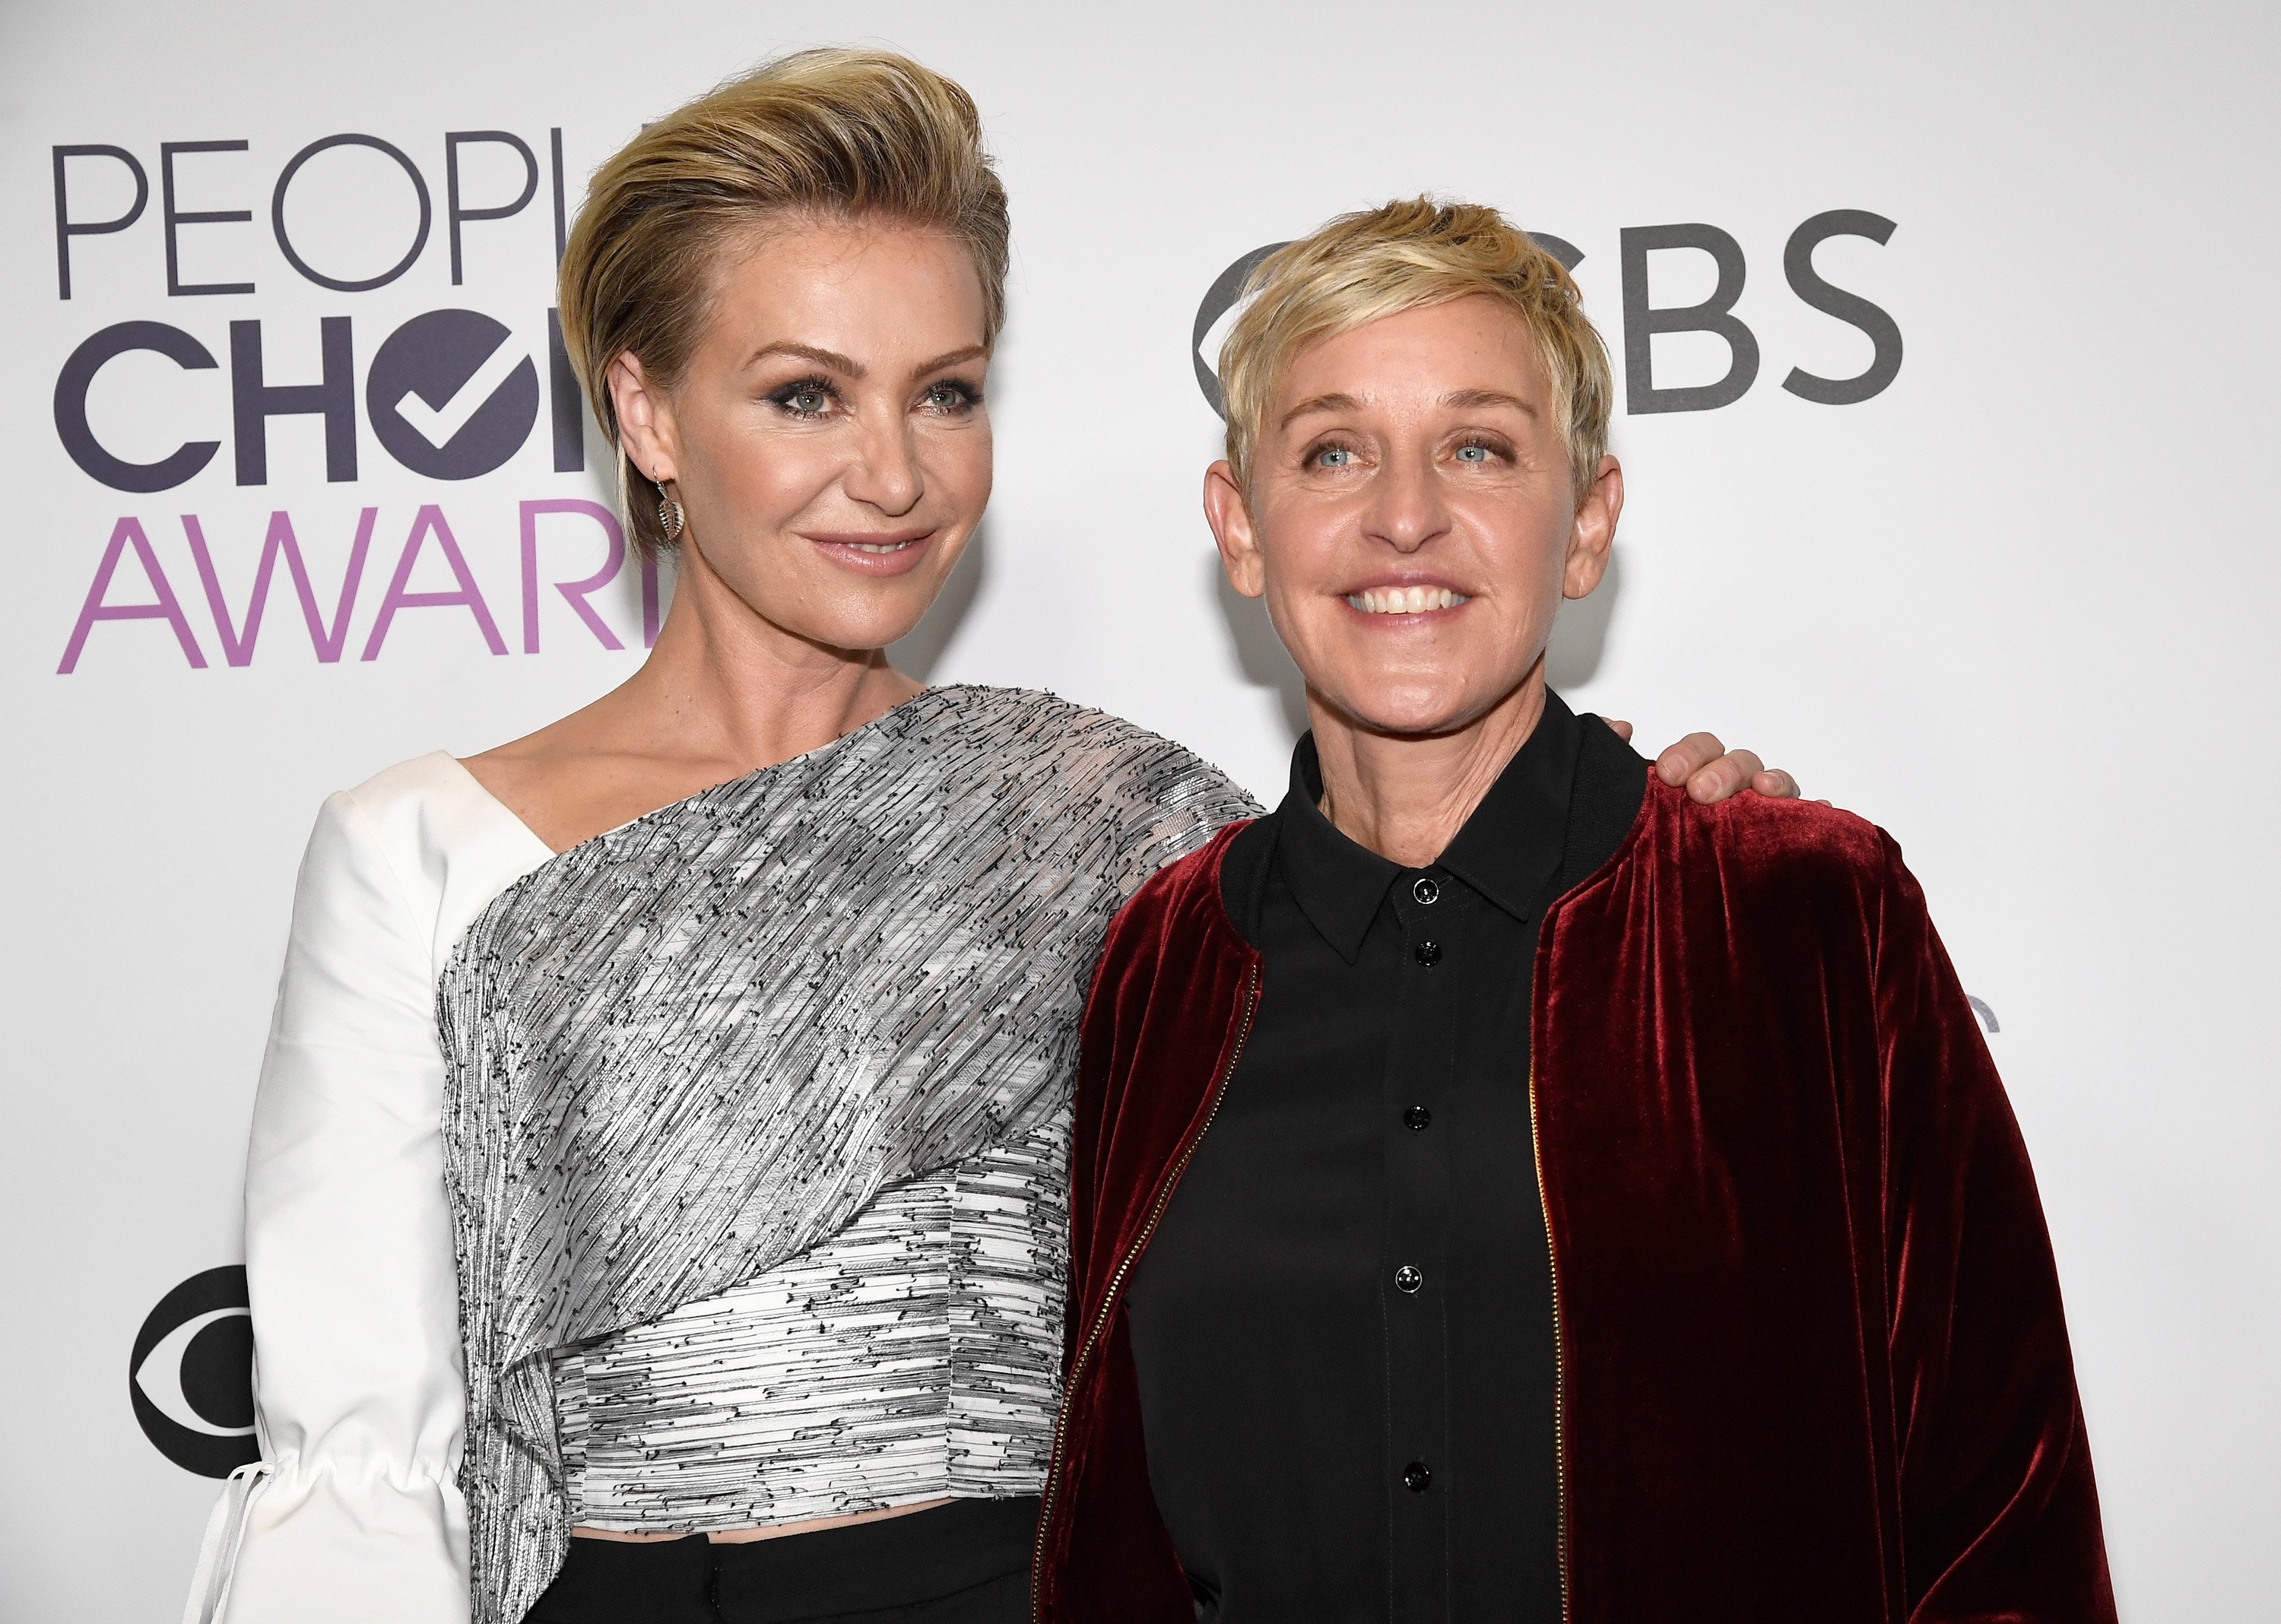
[1601,719,1823,806]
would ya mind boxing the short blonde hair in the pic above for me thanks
[560,48,1010,557]
[1218,198,1613,500]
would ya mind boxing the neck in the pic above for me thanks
[611,544,924,773]
[1308,671,1547,868]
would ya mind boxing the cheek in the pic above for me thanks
[1464,501,1572,597]
[929,424,994,504]
[671,390,820,506]
[707,428,831,517]
[1260,560,1337,649]
[1253,500,1350,607]
[917,413,999,495]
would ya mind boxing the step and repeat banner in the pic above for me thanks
[3,2,2274,1619]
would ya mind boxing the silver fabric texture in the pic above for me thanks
[553,1116,1068,1530]
[435,686,1255,1624]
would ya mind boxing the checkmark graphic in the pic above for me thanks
[392,338,531,449]
[365,309,543,480]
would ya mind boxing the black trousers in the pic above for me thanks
[526,1497,1039,1624]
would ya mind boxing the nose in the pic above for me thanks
[841,410,925,517]
[1361,443,1450,553]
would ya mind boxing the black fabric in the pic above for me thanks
[526,1496,1038,1624]
[1124,693,1647,1623]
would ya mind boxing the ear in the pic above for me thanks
[1562,454,1623,600]
[1204,460,1266,599]
[607,351,679,484]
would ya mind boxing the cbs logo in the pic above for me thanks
[1191,211,1901,419]
[130,1266,259,1478]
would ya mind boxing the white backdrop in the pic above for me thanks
[3,2,2275,1619]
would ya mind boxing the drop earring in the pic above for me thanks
[657,484,685,543]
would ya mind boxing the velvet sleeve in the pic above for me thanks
[1874,834,2115,1622]
[1039,832,1255,1624]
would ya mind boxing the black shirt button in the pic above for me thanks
[1403,1105,1432,1131]
[1414,940,1442,967]
[1412,877,1441,906]
[1394,1265,1423,1293]
[1403,1461,1432,1492]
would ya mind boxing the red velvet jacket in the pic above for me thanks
[1034,776,2111,1623]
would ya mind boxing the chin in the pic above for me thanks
[1321,682,1486,741]
[785,575,950,654]
[815,610,933,654]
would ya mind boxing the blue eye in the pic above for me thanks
[769,379,836,418]
[1317,447,1354,468]
[1455,443,1490,463]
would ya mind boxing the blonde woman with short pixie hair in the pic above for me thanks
[1039,197,2109,1624]
[1214,196,1613,499]
[189,57,1794,1624]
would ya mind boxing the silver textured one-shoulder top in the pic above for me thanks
[435,687,1255,1624]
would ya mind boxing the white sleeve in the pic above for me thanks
[195,789,472,1624]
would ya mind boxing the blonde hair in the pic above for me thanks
[1217,198,1613,500]
[559,48,1010,557]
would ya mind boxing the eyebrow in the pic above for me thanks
[1279,392,1363,430]
[1278,386,1540,430]
[912,344,989,376]
[1440,388,1539,417]
[744,341,989,380]
[747,341,863,376]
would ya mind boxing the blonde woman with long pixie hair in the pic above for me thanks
[186,49,1793,1624]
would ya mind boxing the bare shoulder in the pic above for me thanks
[458,704,598,792]
[455,708,591,853]
[457,696,725,857]
[464,669,936,854]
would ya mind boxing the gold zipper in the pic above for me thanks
[1031,959,1261,1621]
[1528,1056,1571,1623]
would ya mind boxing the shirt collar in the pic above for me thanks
[1271,690,1584,962]
[1275,736,1401,961]
[1438,689,1582,922]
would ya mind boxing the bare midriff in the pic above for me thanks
[571,1496,955,1544]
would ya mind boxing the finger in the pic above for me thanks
[1689,749,1764,804]
[1752,768,1801,800]
[1604,717,1635,742]
[1655,731,1726,785]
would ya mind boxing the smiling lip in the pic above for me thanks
[804,528,937,577]
[1343,580,1474,617]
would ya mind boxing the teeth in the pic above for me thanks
[849,540,915,554]
[1344,587,1469,614]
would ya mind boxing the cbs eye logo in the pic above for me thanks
[1191,241,1290,417]
[131,1266,259,1477]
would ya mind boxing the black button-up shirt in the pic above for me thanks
[1125,691,1644,1623]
